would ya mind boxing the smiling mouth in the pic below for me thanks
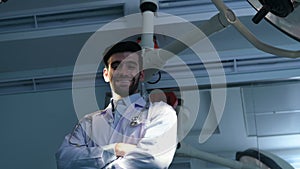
[118,80,130,83]
[115,79,133,84]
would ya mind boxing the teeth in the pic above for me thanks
[117,80,131,83]
[116,79,131,81]
[117,79,130,81]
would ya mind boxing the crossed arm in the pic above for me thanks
[56,102,177,169]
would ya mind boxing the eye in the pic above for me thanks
[110,61,120,70]
[127,63,137,70]
[124,61,138,70]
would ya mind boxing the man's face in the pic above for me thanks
[103,52,144,97]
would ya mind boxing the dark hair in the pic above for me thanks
[103,41,142,68]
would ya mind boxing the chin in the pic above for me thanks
[115,89,130,97]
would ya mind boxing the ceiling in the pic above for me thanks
[0,0,298,78]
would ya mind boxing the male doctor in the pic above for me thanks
[56,41,178,169]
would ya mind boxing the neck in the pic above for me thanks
[112,93,122,101]
[112,91,139,101]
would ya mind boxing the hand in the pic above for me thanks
[114,143,137,157]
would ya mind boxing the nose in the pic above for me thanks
[115,64,130,76]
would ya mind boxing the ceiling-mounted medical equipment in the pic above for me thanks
[250,0,294,24]
[248,0,300,42]
[142,0,300,83]
[142,0,300,82]
[142,0,300,70]
[139,0,158,48]
[212,0,300,58]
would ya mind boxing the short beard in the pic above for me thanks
[113,73,141,97]
[128,74,140,95]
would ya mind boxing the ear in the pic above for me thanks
[139,70,145,82]
[103,67,110,82]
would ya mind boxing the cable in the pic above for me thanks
[147,71,161,84]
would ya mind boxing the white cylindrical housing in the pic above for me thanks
[141,11,155,48]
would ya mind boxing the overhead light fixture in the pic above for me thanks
[0,0,8,3]
[209,0,300,58]
[248,0,300,42]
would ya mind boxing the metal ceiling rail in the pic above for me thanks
[158,0,239,8]
[163,55,300,76]
[0,0,251,35]
[0,54,300,96]
[0,72,104,96]
[158,0,250,14]
[0,0,255,42]
[0,5,124,34]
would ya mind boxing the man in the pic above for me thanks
[56,41,178,169]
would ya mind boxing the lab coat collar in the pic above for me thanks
[102,93,148,125]
[112,93,146,111]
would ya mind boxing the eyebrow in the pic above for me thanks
[124,60,138,65]
[110,61,121,66]
[110,60,138,66]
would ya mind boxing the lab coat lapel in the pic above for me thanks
[109,97,148,144]
[91,108,114,146]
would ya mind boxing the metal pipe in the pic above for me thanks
[143,12,230,81]
[176,142,263,169]
[140,0,158,48]
[211,0,300,58]
[159,0,209,8]
[159,12,230,62]
[141,11,155,48]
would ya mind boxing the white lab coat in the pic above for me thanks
[56,94,177,169]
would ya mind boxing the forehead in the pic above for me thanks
[107,52,140,64]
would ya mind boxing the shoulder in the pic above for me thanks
[79,109,107,123]
[150,101,175,111]
[148,101,177,120]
